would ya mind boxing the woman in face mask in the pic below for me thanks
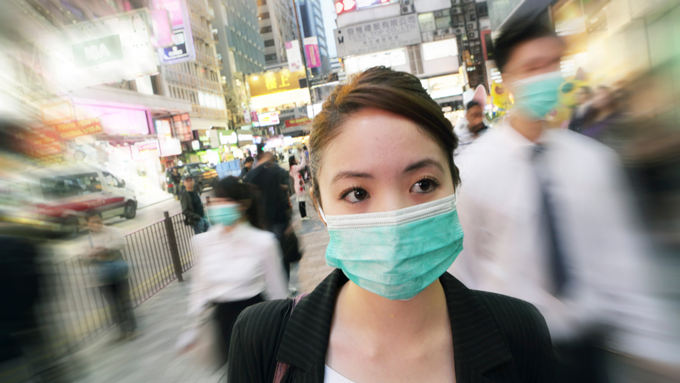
[183,176,287,368]
[228,67,555,383]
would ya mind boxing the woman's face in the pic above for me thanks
[317,108,455,216]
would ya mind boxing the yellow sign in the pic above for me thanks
[248,69,305,97]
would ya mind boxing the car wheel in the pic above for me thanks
[196,182,203,195]
[62,217,79,237]
[124,201,137,219]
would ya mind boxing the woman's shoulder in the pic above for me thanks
[243,225,278,243]
[471,290,553,360]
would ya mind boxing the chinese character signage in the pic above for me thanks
[71,35,124,68]
[284,117,312,128]
[304,37,322,69]
[248,70,306,97]
[172,113,193,142]
[53,118,103,139]
[286,40,303,72]
[334,14,422,57]
[17,127,63,158]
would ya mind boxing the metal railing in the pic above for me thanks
[45,210,198,354]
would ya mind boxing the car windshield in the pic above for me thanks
[40,173,102,200]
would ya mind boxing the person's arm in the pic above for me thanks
[291,154,307,173]
[180,193,202,221]
[261,236,288,300]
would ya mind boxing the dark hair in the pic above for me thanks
[85,212,103,221]
[214,177,262,228]
[256,151,273,162]
[302,145,307,150]
[494,19,560,73]
[288,156,297,167]
[466,100,481,111]
[244,156,254,164]
[310,66,460,207]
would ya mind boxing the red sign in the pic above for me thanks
[53,118,103,139]
[17,126,62,158]
[284,117,312,128]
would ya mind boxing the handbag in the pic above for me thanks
[192,305,222,372]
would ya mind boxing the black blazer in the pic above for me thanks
[229,269,556,382]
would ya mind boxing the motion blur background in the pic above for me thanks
[0,0,678,382]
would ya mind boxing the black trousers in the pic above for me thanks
[214,294,264,365]
[100,279,136,335]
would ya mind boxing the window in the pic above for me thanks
[40,173,102,200]
[257,0,266,5]
[102,172,124,189]
[476,2,488,17]
[264,39,275,47]
[260,12,270,19]
[260,26,272,34]
[265,53,277,61]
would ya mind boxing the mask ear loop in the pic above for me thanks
[309,185,327,227]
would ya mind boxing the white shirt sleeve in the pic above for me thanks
[261,237,288,300]
[104,226,126,251]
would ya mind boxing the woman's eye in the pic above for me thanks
[343,188,369,203]
[410,178,439,194]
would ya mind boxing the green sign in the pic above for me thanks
[72,35,124,68]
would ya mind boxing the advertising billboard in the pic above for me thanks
[257,112,280,126]
[304,37,322,69]
[152,0,196,65]
[286,40,304,72]
[334,14,421,57]
[247,70,306,97]
[40,9,158,92]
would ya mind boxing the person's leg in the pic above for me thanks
[100,284,123,335]
[288,261,299,295]
[214,295,264,365]
[298,195,307,219]
[114,279,137,335]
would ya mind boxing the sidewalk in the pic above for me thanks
[74,203,333,383]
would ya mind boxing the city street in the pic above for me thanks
[72,203,333,383]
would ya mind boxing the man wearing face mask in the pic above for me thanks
[449,18,666,383]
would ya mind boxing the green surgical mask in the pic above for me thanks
[323,195,464,300]
[512,71,564,120]
[207,203,241,226]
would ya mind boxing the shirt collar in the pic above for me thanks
[276,269,513,381]
[497,116,557,160]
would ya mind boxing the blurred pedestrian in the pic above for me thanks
[84,213,136,341]
[449,19,663,383]
[244,152,295,279]
[455,100,488,156]
[581,85,625,142]
[185,177,287,366]
[181,175,210,234]
[289,155,309,221]
[239,156,254,180]
[170,168,182,200]
[228,66,555,382]
[568,85,592,132]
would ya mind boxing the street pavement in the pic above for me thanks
[73,197,333,383]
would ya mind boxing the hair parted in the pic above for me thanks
[309,66,460,207]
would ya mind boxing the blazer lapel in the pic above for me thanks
[276,269,347,383]
[441,273,518,382]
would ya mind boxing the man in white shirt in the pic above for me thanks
[449,18,676,383]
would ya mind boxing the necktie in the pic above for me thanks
[532,144,569,295]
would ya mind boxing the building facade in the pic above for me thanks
[257,0,299,69]
[212,0,266,128]
[296,0,332,76]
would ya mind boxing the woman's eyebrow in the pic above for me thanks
[331,171,373,184]
[403,159,444,174]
